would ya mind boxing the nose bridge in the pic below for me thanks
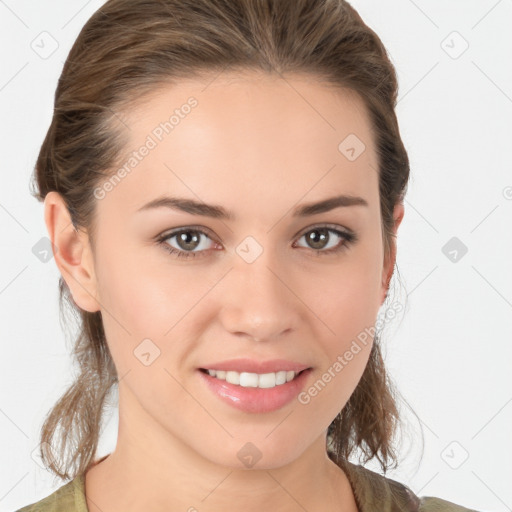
[219,245,299,341]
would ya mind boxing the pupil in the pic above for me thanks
[178,231,200,250]
[307,229,328,249]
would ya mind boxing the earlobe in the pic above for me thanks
[44,191,101,313]
[380,202,405,304]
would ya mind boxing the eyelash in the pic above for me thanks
[156,224,357,260]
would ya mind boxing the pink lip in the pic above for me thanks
[197,366,313,414]
[199,358,310,374]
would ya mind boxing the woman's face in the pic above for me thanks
[68,71,402,469]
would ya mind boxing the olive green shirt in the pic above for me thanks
[16,460,478,511]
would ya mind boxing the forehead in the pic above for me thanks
[99,71,379,221]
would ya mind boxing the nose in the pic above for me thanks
[217,251,302,342]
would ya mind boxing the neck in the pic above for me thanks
[84,386,358,512]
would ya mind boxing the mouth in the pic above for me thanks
[198,368,309,389]
[197,363,313,413]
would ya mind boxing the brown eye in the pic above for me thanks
[303,228,331,250]
[173,230,203,251]
[157,228,218,259]
[294,226,357,255]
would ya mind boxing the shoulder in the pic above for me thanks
[15,474,87,512]
[340,460,479,512]
[418,496,480,512]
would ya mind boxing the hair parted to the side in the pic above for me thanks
[31,0,411,481]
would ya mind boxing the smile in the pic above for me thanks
[200,368,303,389]
[198,366,312,413]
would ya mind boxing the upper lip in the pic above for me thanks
[199,358,311,374]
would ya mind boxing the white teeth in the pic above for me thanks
[225,371,240,385]
[258,372,276,388]
[239,372,259,387]
[205,369,300,388]
[275,370,287,385]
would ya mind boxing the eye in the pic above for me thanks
[156,224,357,259]
[156,227,218,259]
[293,225,357,256]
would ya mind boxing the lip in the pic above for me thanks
[197,364,313,414]
[198,358,310,374]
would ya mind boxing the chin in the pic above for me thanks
[198,434,313,471]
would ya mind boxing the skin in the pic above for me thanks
[44,70,404,512]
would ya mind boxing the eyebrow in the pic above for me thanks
[136,194,368,220]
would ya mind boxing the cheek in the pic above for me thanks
[301,281,375,422]
[313,256,382,343]
[304,244,382,402]
[94,245,214,374]
[93,241,165,364]
[97,240,193,330]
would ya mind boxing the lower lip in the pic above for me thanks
[198,369,312,413]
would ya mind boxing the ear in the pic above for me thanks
[380,202,405,304]
[44,191,101,313]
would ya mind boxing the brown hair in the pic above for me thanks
[31,0,410,481]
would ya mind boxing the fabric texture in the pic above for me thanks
[15,460,479,512]
[16,475,87,512]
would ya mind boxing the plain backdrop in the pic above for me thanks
[1,1,511,511]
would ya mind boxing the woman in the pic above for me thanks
[16,0,478,510]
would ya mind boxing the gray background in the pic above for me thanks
[1,1,511,511]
